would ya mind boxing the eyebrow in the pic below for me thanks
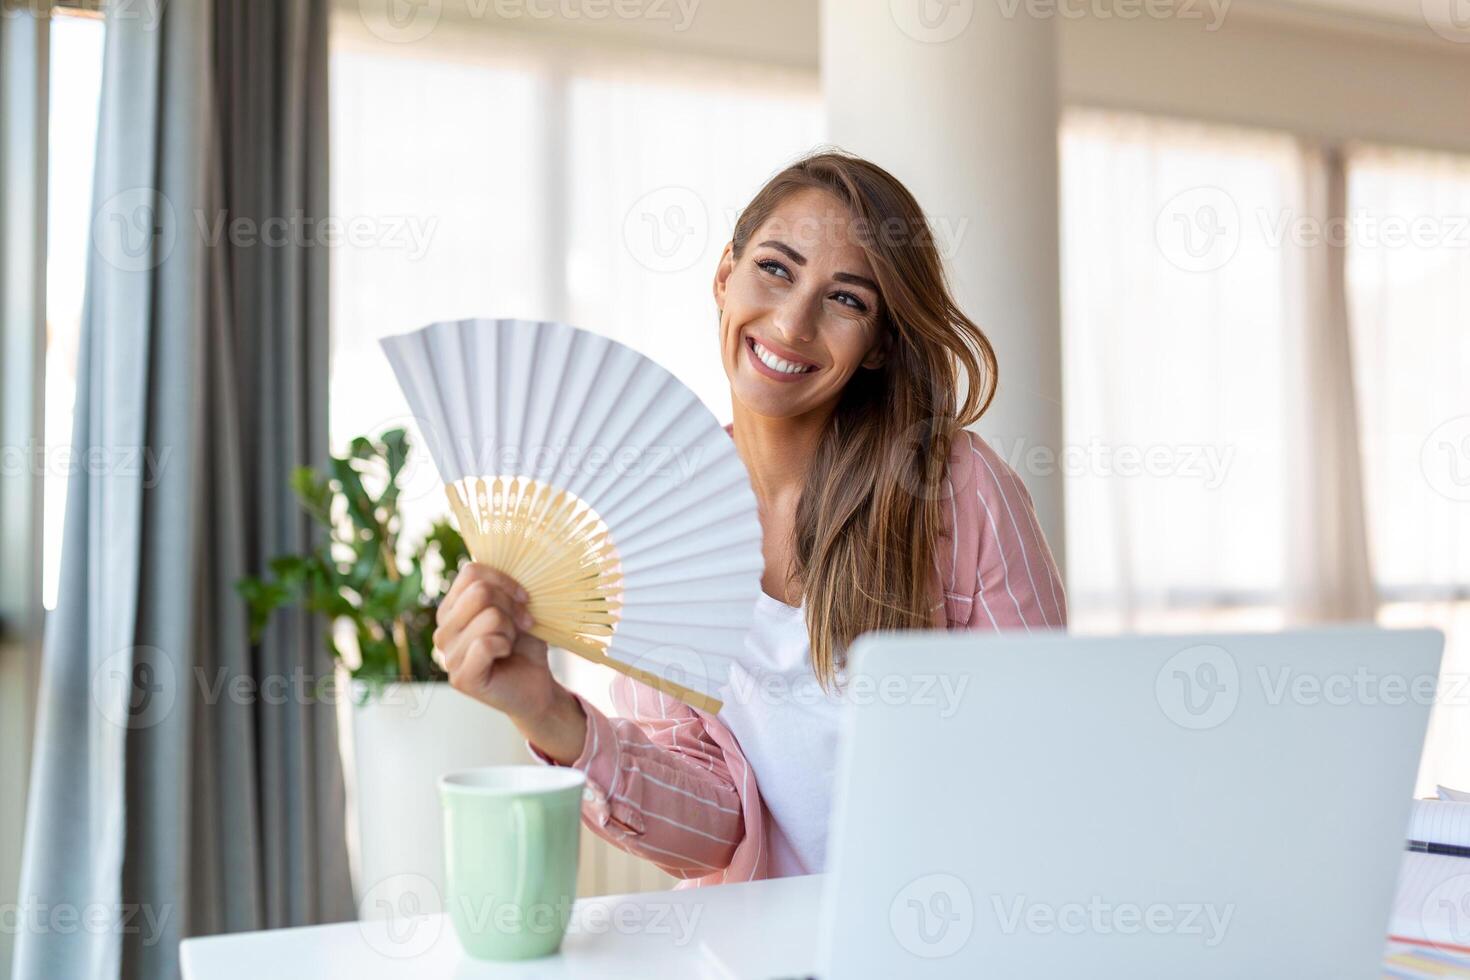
[757,239,880,295]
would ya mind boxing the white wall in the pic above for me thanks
[336,0,818,69]
[1060,3,1470,153]
[338,1,1470,155]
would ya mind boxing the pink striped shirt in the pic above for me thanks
[527,427,1067,887]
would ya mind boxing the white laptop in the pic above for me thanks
[815,626,1443,979]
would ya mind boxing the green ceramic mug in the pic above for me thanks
[439,765,585,960]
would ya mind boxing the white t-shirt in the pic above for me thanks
[716,590,847,876]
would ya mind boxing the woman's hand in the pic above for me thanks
[433,563,587,764]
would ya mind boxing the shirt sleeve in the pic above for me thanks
[525,675,745,879]
[961,431,1069,631]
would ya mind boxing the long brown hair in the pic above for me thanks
[730,148,998,689]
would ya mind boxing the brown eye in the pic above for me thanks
[757,258,792,281]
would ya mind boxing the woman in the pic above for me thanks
[432,149,1066,887]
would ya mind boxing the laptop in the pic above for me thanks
[815,626,1443,979]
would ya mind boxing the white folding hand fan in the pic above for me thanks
[380,318,763,713]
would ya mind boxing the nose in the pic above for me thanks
[770,292,817,345]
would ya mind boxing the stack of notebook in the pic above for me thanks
[1384,787,1470,978]
[1407,787,1470,858]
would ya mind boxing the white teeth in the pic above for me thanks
[752,341,812,375]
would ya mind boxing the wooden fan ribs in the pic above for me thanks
[448,475,620,642]
[444,475,723,714]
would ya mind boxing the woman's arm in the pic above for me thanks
[526,675,746,879]
[434,562,747,878]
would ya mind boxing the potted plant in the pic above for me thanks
[238,427,529,916]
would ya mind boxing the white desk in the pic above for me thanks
[180,873,824,980]
[181,855,1467,979]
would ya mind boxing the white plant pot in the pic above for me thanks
[340,679,529,918]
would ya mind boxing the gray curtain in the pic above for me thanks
[14,2,351,979]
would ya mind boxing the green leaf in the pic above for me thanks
[347,547,381,586]
[289,466,333,523]
[348,436,377,461]
[355,626,399,679]
[236,577,293,643]
[235,426,451,681]
[268,554,310,585]
[396,566,424,612]
[426,520,468,586]
[331,454,379,535]
[381,428,409,481]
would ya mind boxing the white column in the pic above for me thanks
[821,0,1066,576]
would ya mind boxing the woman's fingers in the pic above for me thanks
[450,634,513,697]
[435,573,533,651]
[442,605,515,674]
[441,563,528,618]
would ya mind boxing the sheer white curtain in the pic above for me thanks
[329,19,820,546]
[1060,110,1321,633]
[328,15,821,893]
[1061,110,1469,795]
[1347,145,1470,794]
[565,59,825,421]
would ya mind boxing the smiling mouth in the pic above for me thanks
[746,336,818,375]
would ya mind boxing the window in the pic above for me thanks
[1060,110,1305,633]
[1347,145,1470,793]
[43,10,105,610]
[328,16,821,562]
[1061,110,1470,795]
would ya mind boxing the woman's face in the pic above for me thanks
[713,187,886,421]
